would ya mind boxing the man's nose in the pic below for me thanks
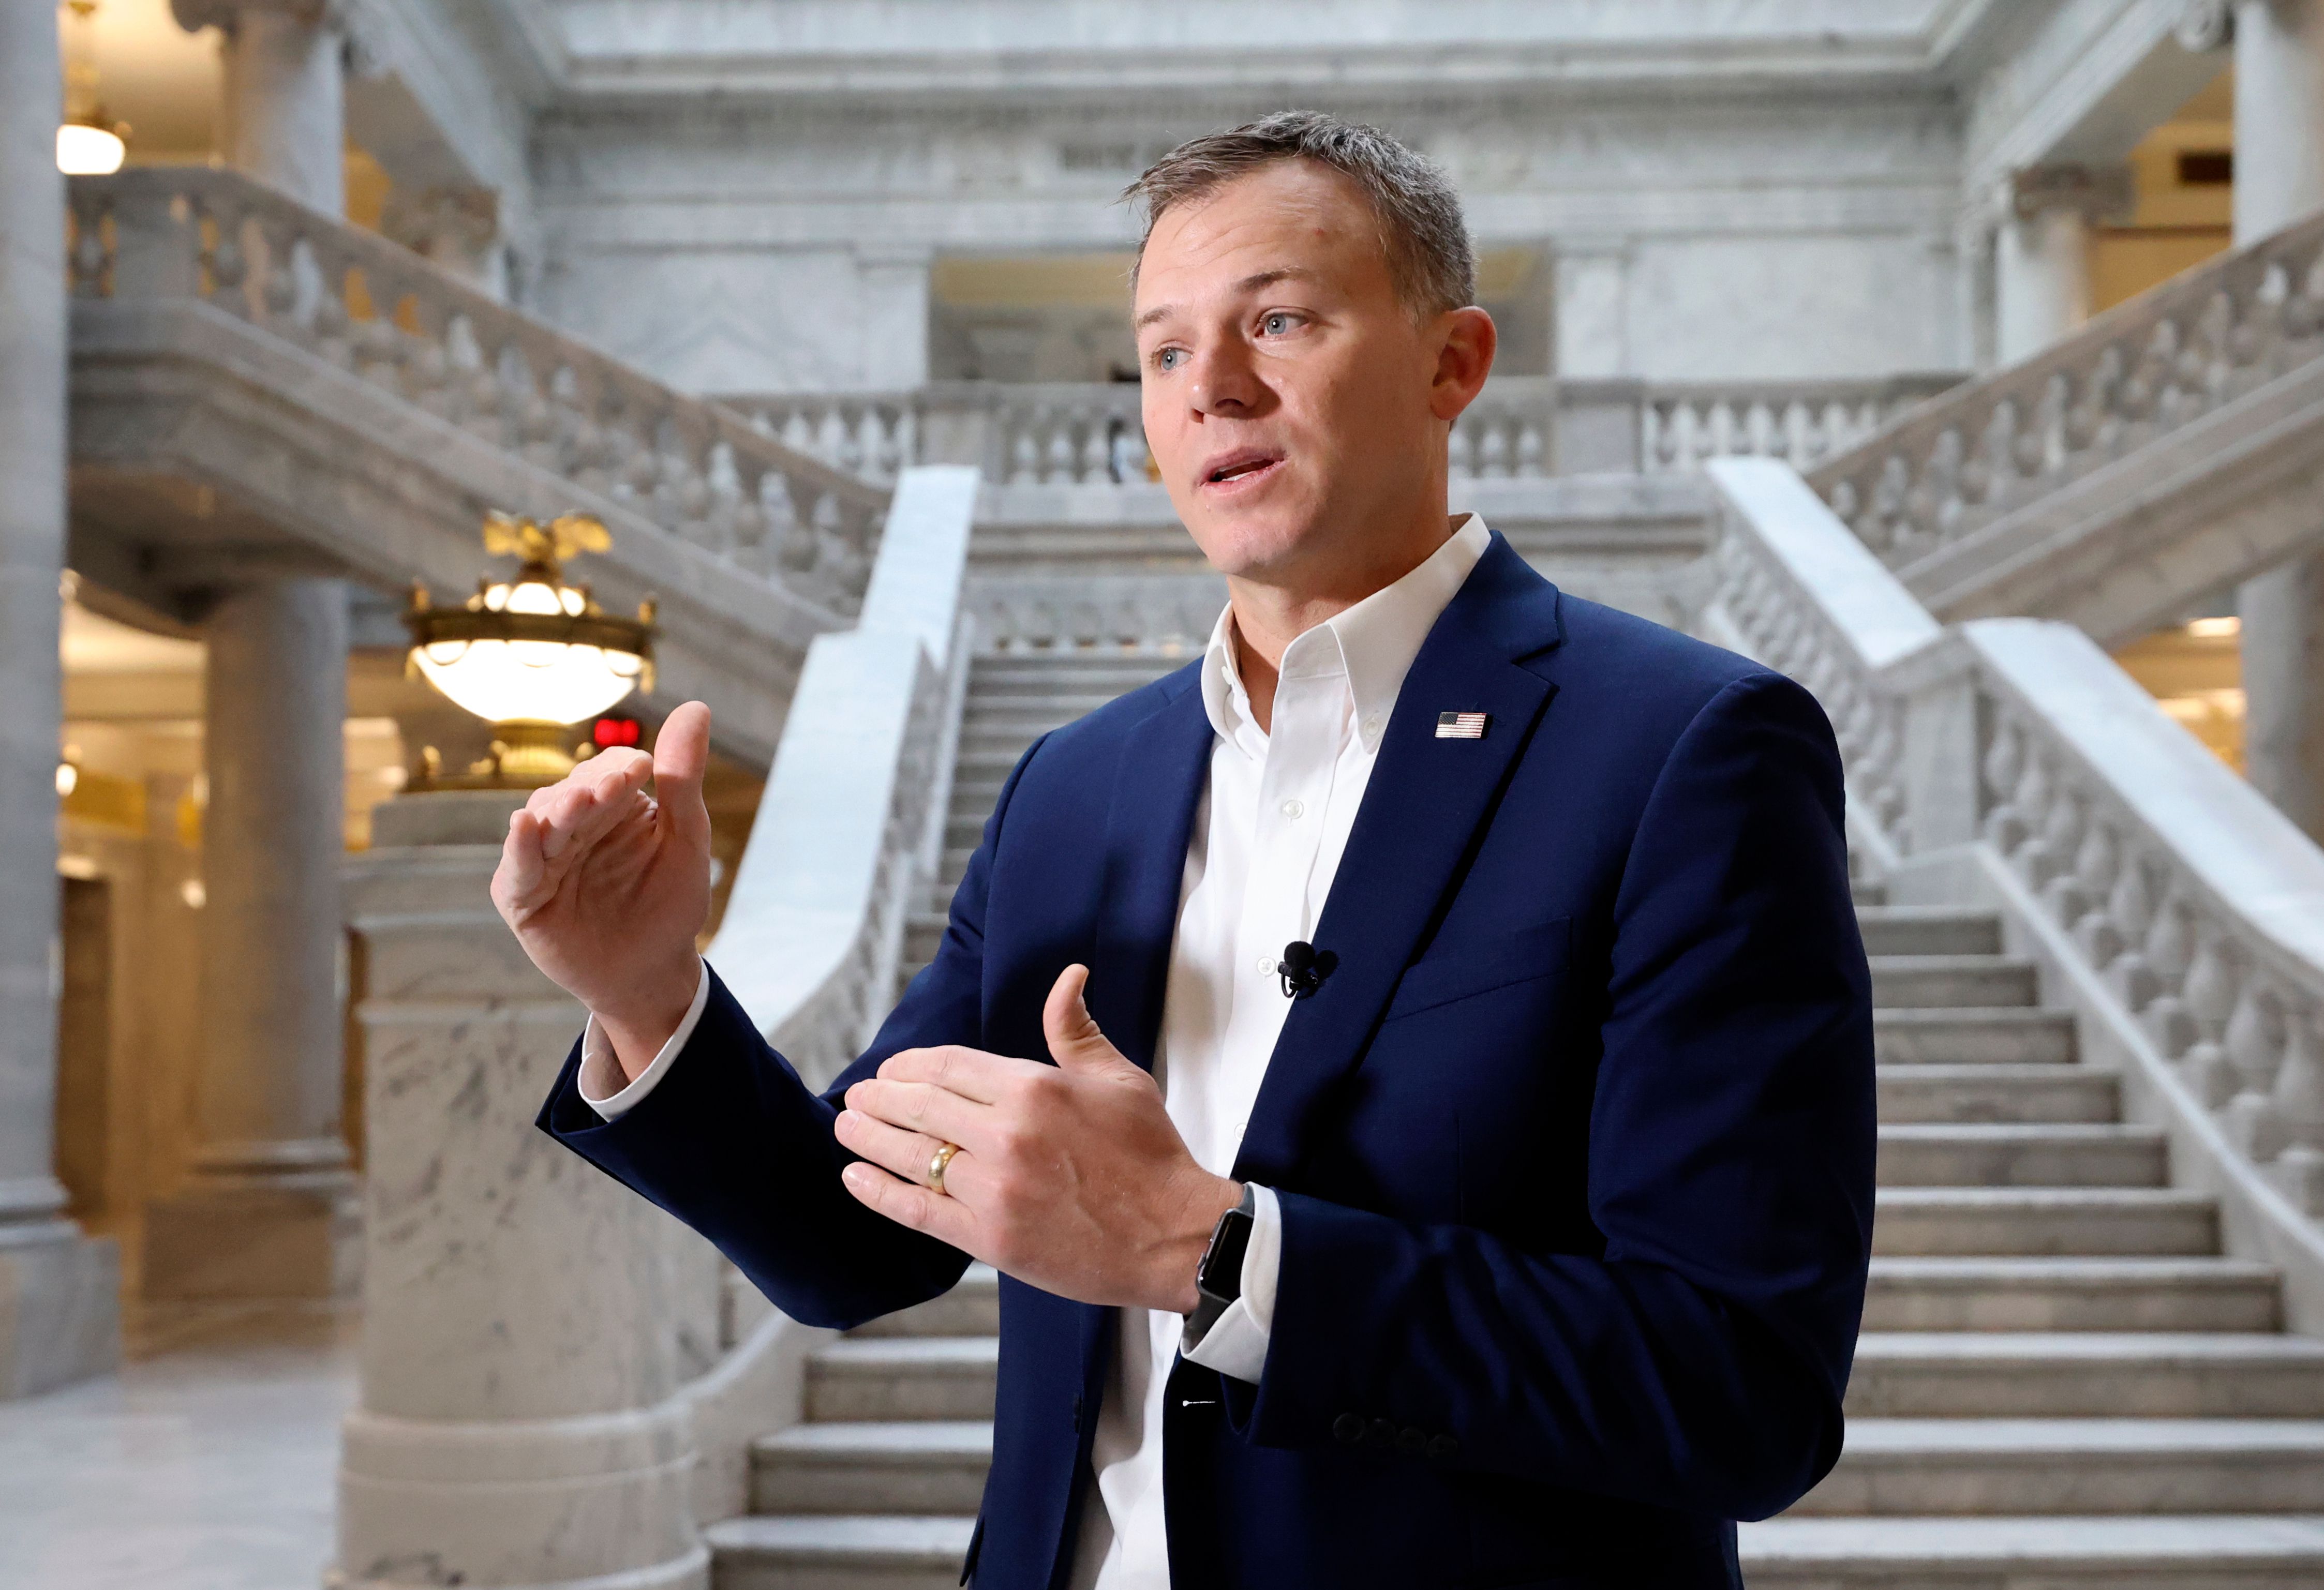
[1187,341,1264,417]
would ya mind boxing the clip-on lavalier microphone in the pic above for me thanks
[1278,940,1338,999]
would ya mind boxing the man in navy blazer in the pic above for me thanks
[503,113,1874,1588]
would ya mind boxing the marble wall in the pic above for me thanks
[531,87,1964,395]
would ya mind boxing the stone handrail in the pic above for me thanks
[1808,207,2324,578]
[67,166,892,617]
[703,466,979,1089]
[731,372,1960,486]
[1705,456,2324,1321]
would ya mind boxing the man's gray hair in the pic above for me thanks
[1123,110,1476,322]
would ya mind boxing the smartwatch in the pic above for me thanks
[1184,1183,1257,1344]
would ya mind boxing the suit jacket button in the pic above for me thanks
[1366,1418,1397,1451]
[1396,1427,1427,1458]
[1426,1434,1459,1462]
[1332,1413,1364,1444]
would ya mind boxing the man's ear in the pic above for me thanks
[1428,305,1498,423]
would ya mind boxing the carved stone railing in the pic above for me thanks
[704,466,979,1088]
[1706,455,2324,1323]
[729,372,1947,486]
[972,572,1227,655]
[1634,374,1962,475]
[1808,207,2324,613]
[67,167,891,617]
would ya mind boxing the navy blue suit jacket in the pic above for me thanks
[540,534,1876,1588]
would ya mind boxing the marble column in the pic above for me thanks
[172,0,347,214]
[0,0,122,1398]
[1994,166,2128,367]
[337,792,712,1590]
[145,579,359,1299]
[2237,0,2324,833]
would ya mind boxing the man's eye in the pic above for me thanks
[1261,313,1291,335]
[1154,347,1184,370]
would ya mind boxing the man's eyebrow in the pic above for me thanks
[1133,267,1321,333]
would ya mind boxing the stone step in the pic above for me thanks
[1843,1333,2324,1418]
[849,1267,1000,1339]
[1852,877,1888,907]
[971,661,1179,687]
[1793,1418,2324,1516]
[1738,1514,2324,1588]
[705,1514,974,1590]
[1855,907,2003,958]
[751,1421,991,1515]
[1870,955,2040,1009]
[1875,1064,2119,1125]
[1874,1008,2078,1066]
[1876,1124,2166,1188]
[806,1337,999,1422]
[1862,1256,2281,1333]
[1872,1188,2218,1257]
[902,912,948,968]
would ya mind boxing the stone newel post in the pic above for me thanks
[336,791,713,1590]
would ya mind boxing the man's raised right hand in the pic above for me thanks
[491,699,714,1084]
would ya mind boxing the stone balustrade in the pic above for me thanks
[726,372,1959,486]
[1707,455,2324,1277]
[67,167,890,617]
[706,466,979,1087]
[1809,207,2324,577]
[970,573,1226,655]
[1636,374,1959,475]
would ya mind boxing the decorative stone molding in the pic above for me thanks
[2008,163,2136,224]
[2174,0,2237,53]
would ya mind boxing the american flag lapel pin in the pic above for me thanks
[1435,711,1489,740]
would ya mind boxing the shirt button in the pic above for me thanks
[1256,953,1276,974]
[1363,715,1382,737]
[1280,798,1305,819]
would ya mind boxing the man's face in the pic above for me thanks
[1131,159,1487,586]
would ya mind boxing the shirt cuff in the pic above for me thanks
[1181,1182,1280,1384]
[578,958,711,1121]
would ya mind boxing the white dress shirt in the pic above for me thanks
[580,515,1493,1590]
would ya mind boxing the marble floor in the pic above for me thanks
[0,1302,357,1590]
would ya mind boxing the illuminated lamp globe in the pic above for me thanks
[56,119,125,175]
[405,511,658,788]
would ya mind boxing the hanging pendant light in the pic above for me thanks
[56,1,128,176]
[404,511,658,788]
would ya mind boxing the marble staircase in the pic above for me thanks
[704,654,2324,1588]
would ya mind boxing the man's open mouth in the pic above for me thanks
[1200,450,1285,488]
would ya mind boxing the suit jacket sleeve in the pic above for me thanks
[1239,672,1877,1521]
[533,734,1052,1331]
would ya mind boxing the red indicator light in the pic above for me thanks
[593,717,642,748]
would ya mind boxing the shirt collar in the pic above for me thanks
[1200,513,1493,759]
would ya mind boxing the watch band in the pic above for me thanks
[1184,1183,1257,1345]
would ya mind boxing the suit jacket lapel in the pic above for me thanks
[1086,672,1213,1076]
[1233,535,1564,1185]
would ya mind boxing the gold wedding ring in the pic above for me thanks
[928,1141,961,1196]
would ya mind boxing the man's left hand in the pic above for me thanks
[834,964,1241,1313]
